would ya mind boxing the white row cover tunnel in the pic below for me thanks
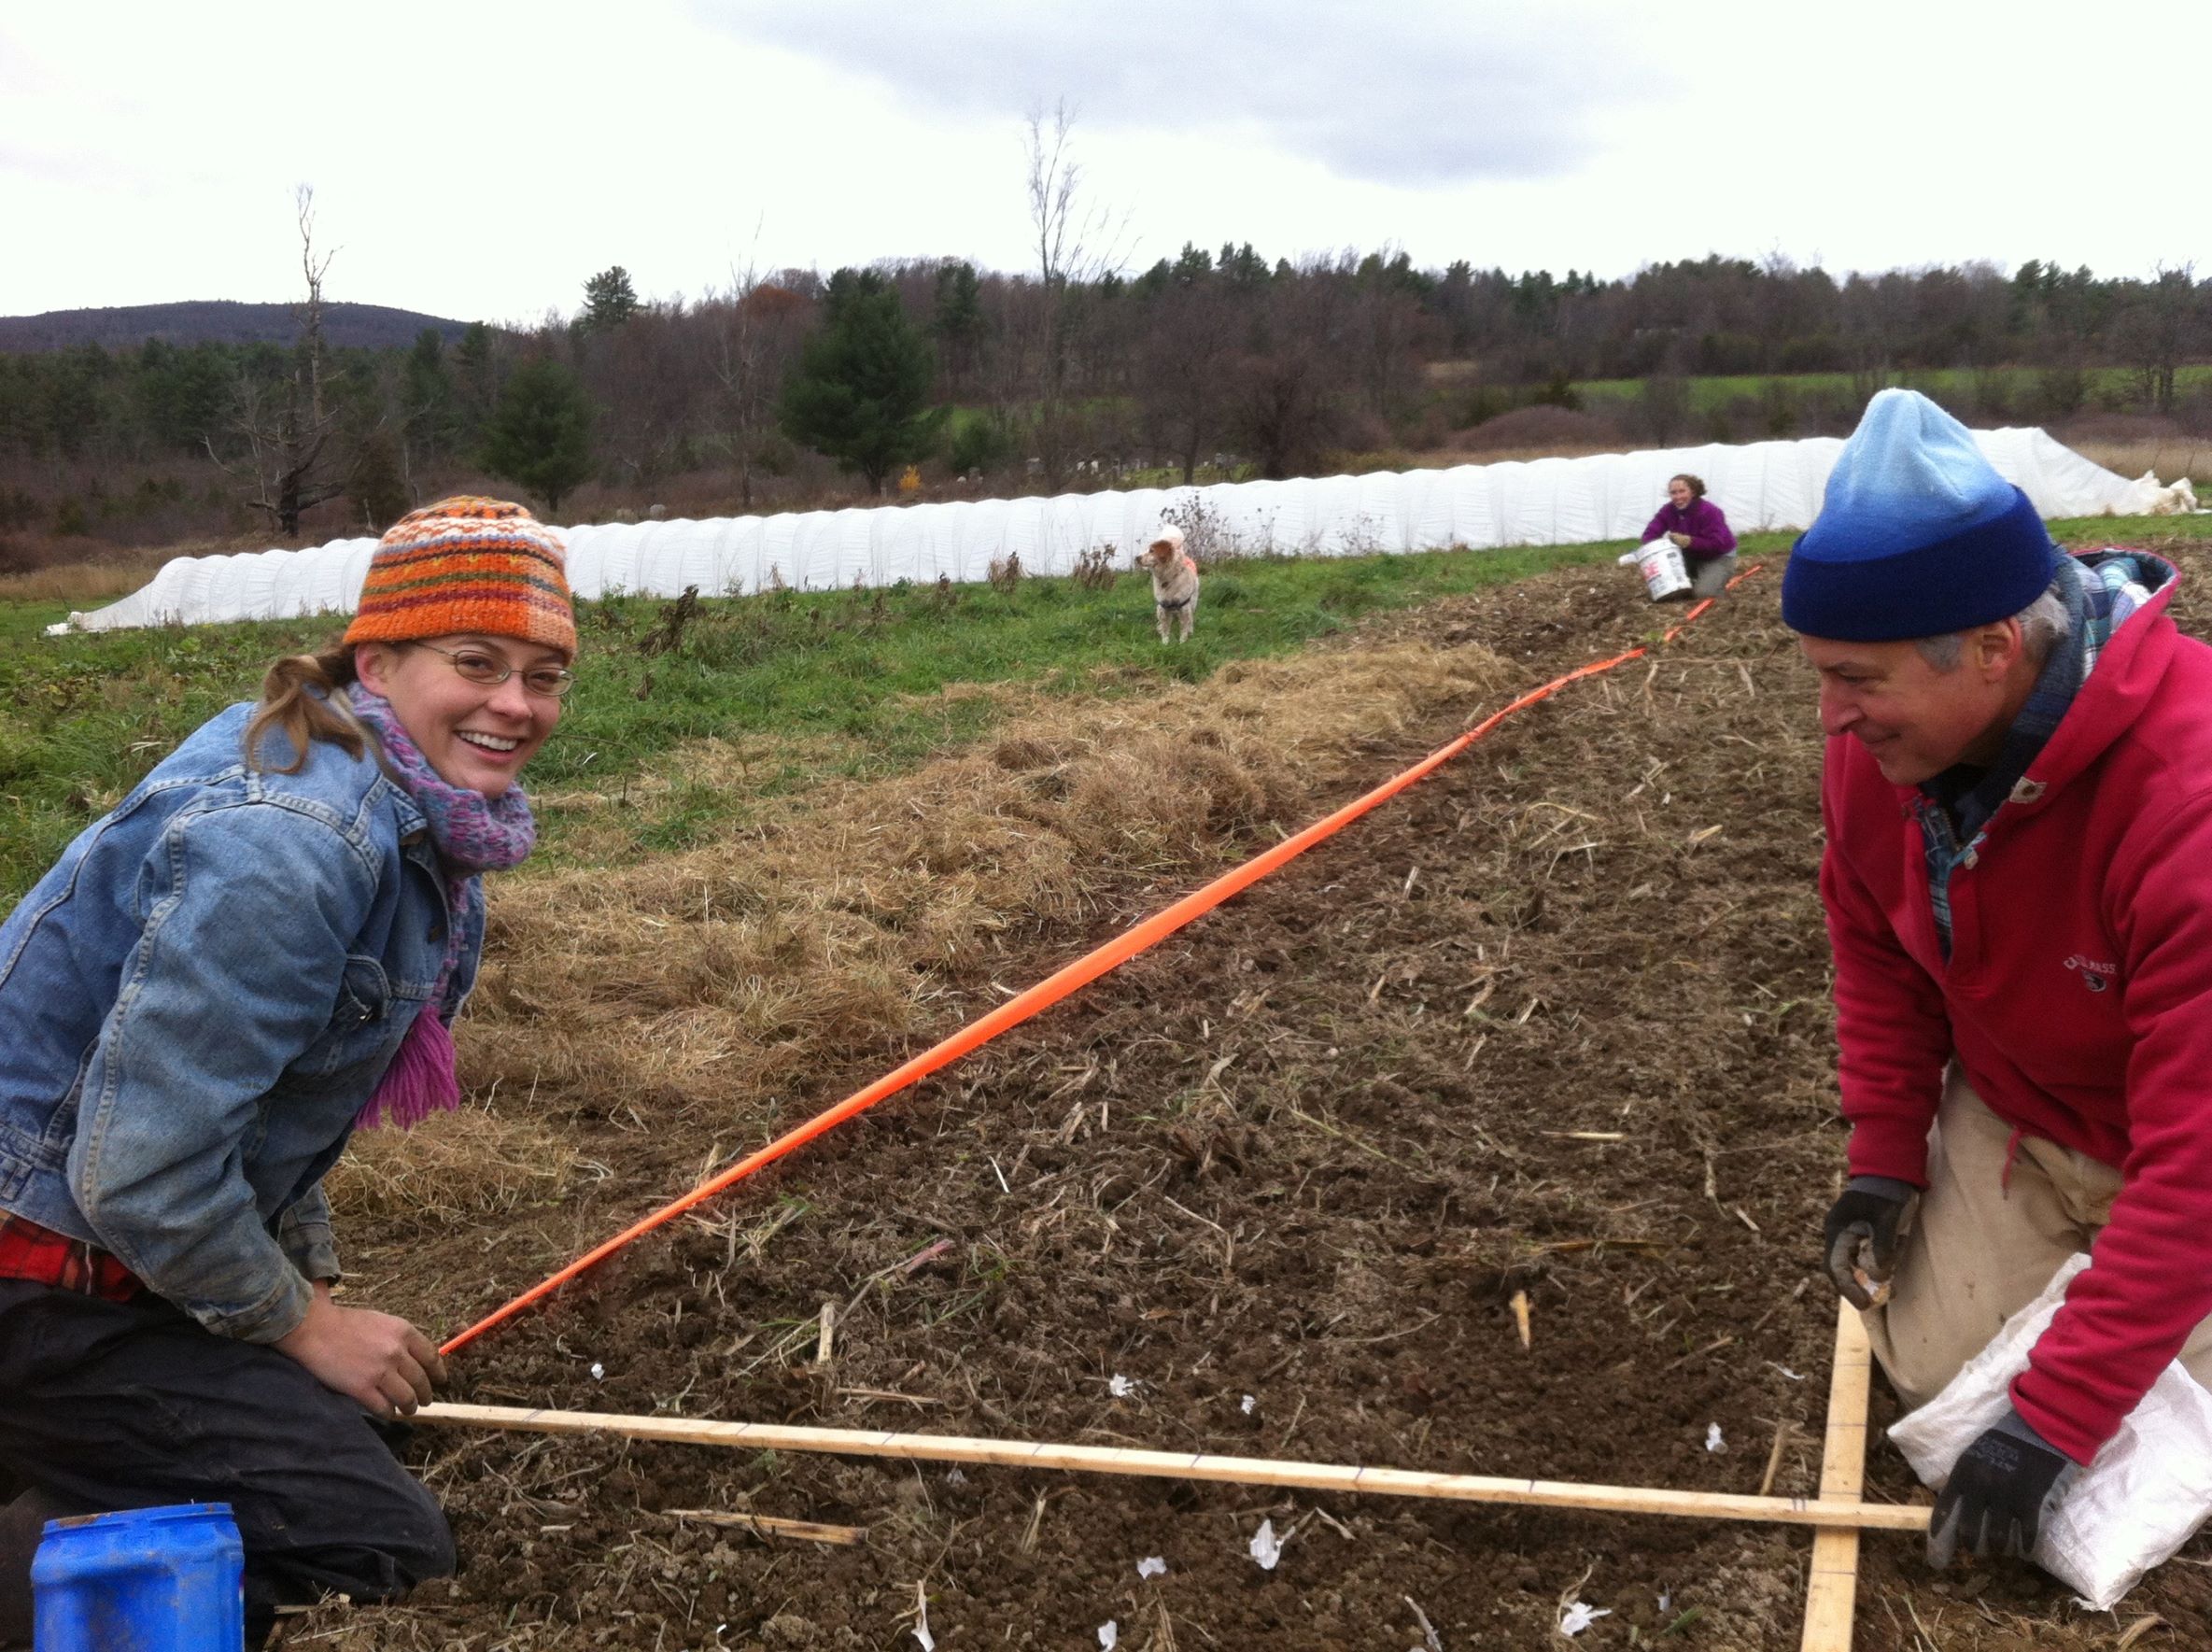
[55,428,2190,634]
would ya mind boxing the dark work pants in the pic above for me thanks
[0,1282,455,1646]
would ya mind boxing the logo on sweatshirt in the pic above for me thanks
[2064,954,2117,993]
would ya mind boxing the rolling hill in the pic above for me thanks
[0,300,473,353]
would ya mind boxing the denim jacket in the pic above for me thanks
[0,702,479,1343]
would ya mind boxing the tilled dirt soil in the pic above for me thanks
[309,544,2212,1651]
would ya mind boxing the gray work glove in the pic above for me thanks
[1927,1407,2080,1568]
[1822,1175,1914,1308]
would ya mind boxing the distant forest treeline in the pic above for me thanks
[1,251,2205,566]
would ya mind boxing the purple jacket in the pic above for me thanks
[1641,498,1737,560]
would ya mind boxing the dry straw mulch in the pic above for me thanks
[333,642,1515,1216]
[326,1105,581,1224]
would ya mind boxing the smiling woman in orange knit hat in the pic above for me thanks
[0,498,575,1646]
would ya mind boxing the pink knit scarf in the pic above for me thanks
[347,685,537,1130]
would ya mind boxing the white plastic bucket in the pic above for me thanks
[1635,539,1689,601]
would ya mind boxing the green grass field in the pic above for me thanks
[7,515,2207,909]
[0,537,1638,904]
[1567,364,2212,416]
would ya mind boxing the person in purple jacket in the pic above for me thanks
[1643,473,1739,599]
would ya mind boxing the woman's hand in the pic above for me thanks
[275,1283,447,1417]
[1668,531,1692,548]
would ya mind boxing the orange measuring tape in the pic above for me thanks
[442,567,1763,1355]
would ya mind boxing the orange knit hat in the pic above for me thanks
[343,497,575,655]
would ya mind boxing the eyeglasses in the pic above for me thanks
[402,641,576,699]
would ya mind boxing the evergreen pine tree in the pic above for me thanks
[779,270,942,493]
[453,321,497,441]
[579,267,641,335]
[931,261,986,392]
[481,358,595,515]
[402,330,461,464]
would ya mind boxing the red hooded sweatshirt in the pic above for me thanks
[1821,558,2212,1463]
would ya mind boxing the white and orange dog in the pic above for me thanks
[1139,525,1201,643]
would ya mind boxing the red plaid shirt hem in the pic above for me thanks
[0,1214,143,1302]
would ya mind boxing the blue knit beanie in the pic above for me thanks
[1782,389,2057,641]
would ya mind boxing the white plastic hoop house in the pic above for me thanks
[51,427,2182,635]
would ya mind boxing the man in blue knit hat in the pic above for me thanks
[1789,388,2212,1575]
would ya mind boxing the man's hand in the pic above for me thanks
[1667,531,1692,548]
[275,1286,446,1418]
[1823,1178,1912,1307]
[1927,1409,2079,1567]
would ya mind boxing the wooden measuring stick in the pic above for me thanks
[1800,1299,1880,1651]
[416,1402,1931,1533]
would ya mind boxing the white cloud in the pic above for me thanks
[0,0,2201,322]
[707,0,1656,185]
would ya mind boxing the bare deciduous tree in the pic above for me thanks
[1137,275,1238,483]
[208,185,349,538]
[1347,248,1437,420]
[708,234,808,511]
[2116,262,2199,417]
[585,300,714,488]
[1230,268,1360,481]
[1022,101,1130,484]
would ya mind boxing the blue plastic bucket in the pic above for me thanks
[31,1503,244,1651]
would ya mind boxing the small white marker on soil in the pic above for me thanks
[1560,1602,1611,1636]
[589,1362,605,1381]
[1241,1394,1257,1415]
[1705,1423,1726,1453]
[1098,1621,1118,1649]
[1248,1518,1284,1571]
[1109,1374,1137,1399]
[1137,1557,1166,1579]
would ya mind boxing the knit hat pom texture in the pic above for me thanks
[344,496,576,655]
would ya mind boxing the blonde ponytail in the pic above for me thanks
[244,645,369,774]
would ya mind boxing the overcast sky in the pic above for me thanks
[2,0,2200,325]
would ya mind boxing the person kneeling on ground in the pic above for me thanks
[1790,389,2212,1574]
[0,498,578,1647]
[1643,473,1739,599]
